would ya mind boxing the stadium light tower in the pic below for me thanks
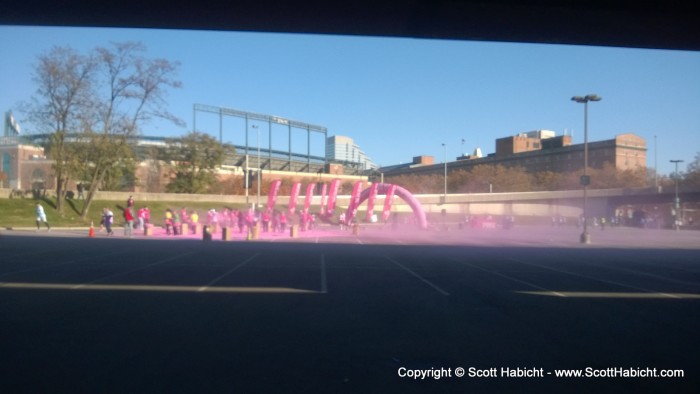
[572,94,602,244]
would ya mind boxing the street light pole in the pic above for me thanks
[245,154,249,204]
[670,159,684,230]
[572,94,602,244]
[252,125,260,208]
[442,143,447,203]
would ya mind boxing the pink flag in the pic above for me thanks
[266,179,282,212]
[365,182,379,222]
[346,181,364,223]
[320,183,327,216]
[382,184,396,222]
[326,179,341,216]
[303,183,316,215]
[289,182,302,215]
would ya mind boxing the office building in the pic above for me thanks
[326,135,377,171]
[380,131,646,176]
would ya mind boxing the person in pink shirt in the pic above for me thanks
[137,207,146,230]
[279,211,288,233]
[262,210,271,232]
[124,207,134,237]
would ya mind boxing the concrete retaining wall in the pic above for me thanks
[0,188,606,218]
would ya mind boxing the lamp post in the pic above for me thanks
[252,125,260,208]
[441,143,447,204]
[670,159,684,230]
[572,94,602,244]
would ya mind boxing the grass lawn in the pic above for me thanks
[0,196,255,229]
[1,195,560,229]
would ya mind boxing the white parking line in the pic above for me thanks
[197,253,260,291]
[1,249,134,278]
[0,247,63,260]
[73,251,196,289]
[385,256,449,296]
[449,257,566,297]
[609,255,700,275]
[0,282,319,294]
[582,260,700,287]
[507,258,682,299]
[518,290,700,299]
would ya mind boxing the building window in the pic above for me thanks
[2,153,12,184]
[31,168,46,190]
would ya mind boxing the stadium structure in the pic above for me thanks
[192,104,376,175]
[0,105,377,191]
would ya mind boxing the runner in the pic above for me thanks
[35,202,51,232]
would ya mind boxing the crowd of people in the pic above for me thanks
[94,195,324,237]
[30,195,699,237]
[31,192,359,238]
[156,207,323,236]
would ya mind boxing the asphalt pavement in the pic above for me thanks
[1,225,699,393]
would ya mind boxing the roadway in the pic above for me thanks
[1,225,699,393]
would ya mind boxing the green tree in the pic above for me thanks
[164,132,233,194]
[684,152,700,188]
[80,132,138,192]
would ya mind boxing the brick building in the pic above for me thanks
[0,137,53,190]
[379,131,647,176]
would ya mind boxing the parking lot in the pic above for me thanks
[1,226,699,393]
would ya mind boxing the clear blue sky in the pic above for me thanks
[2,25,699,175]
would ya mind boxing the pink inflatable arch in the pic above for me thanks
[349,183,428,230]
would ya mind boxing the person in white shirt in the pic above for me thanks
[102,207,114,236]
[35,203,51,231]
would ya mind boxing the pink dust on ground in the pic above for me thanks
[94,222,700,249]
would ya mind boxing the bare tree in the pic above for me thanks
[24,42,182,217]
[454,164,532,193]
[532,171,565,191]
[24,46,96,214]
[683,152,700,188]
[79,42,183,218]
